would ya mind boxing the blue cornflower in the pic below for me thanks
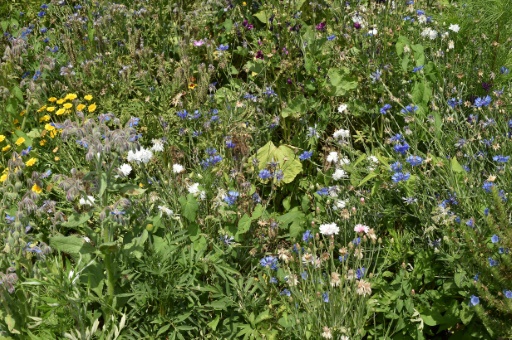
[259,169,272,180]
[356,267,366,280]
[220,235,235,245]
[469,295,480,306]
[210,115,219,122]
[474,95,491,108]
[111,210,125,216]
[389,134,403,142]
[489,257,498,267]
[225,139,236,149]
[223,191,239,206]
[177,110,188,119]
[380,104,392,114]
[21,146,32,156]
[416,9,425,15]
[327,34,336,41]
[406,155,423,166]
[504,290,512,298]
[275,170,284,182]
[302,230,313,242]
[38,11,46,17]
[400,104,418,114]
[280,289,291,296]
[393,142,410,155]
[128,117,140,127]
[447,98,462,108]
[390,161,403,172]
[32,70,41,81]
[217,44,229,51]
[316,187,329,196]
[474,274,479,281]
[322,292,329,303]
[370,69,382,83]
[482,181,495,193]
[391,172,411,183]
[484,207,490,216]
[260,256,278,270]
[491,234,499,243]
[264,87,276,97]
[454,216,461,224]
[301,271,308,280]
[412,65,424,72]
[493,155,509,163]
[339,254,348,262]
[466,219,474,228]
[353,237,361,246]
[191,110,201,119]
[206,148,217,155]
[499,247,509,254]
[299,150,313,161]
[270,277,278,284]
[500,66,510,75]
[5,214,15,223]
[50,46,59,52]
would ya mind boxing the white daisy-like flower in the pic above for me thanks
[333,199,348,210]
[356,279,372,296]
[421,27,438,40]
[188,182,200,195]
[118,163,132,176]
[368,27,378,36]
[338,104,348,113]
[339,157,351,166]
[326,152,338,163]
[79,195,95,206]
[173,163,185,173]
[127,147,153,164]
[333,128,350,139]
[448,24,460,33]
[354,224,370,234]
[158,205,173,216]
[321,326,333,339]
[151,139,164,152]
[319,222,339,236]
[368,155,378,164]
[332,168,348,180]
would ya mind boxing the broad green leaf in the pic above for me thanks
[99,172,107,197]
[253,10,270,23]
[281,96,306,118]
[50,235,95,255]
[255,142,302,184]
[358,172,378,187]
[5,314,20,334]
[99,241,118,254]
[61,212,93,228]
[207,316,220,331]
[179,194,199,222]
[116,184,146,196]
[237,214,251,237]
[326,68,358,96]
[12,86,23,103]
[450,157,464,173]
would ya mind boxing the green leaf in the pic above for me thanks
[12,86,23,103]
[395,36,410,56]
[421,309,444,326]
[252,204,264,220]
[255,142,303,184]
[237,214,252,237]
[5,314,20,334]
[116,184,146,196]
[358,171,378,187]
[50,235,95,255]
[99,241,118,254]
[179,194,199,222]
[281,96,306,119]
[325,68,358,96]
[253,10,269,24]
[207,316,220,331]
[61,212,93,228]
[450,157,464,173]
[99,172,107,197]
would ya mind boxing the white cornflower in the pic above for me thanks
[448,24,460,33]
[333,199,348,210]
[118,163,132,176]
[333,128,350,139]
[356,280,372,296]
[79,195,95,206]
[418,15,427,24]
[188,182,200,195]
[338,103,348,113]
[127,147,153,164]
[158,205,173,216]
[173,163,185,173]
[321,327,333,339]
[319,222,339,236]
[330,272,341,287]
[368,155,378,164]
[448,40,455,50]
[421,27,438,40]
[368,27,378,36]
[326,152,338,163]
[339,157,351,166]
[332,168,348,180]
[151,139,164,152]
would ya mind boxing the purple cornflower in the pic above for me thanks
[315,22,326,31]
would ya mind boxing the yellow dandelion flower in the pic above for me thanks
[48,97,57,102]
[88,103,97,113]
[39,115,51,123]
[56,108,66,115]
[2,145,11,152]
[46,106,55,112]
[84,94,93,101]
[25,158,37,166]
[0,135,5,142]
[50,130,58,138]
[31,183,43,194]
[13,119,19,124]
[0,172,8,182]
[20,110,26,116]
[37,105,47,113]
[45,124,55,131]
[56,98,65,105]
[39,139,47,146]
[15,137,25,146]
[63,103,73,109]
[76,103,86,111]
[65,93,77,101]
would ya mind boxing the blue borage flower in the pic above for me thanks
[258,169,272,180]
[491,235,499,243]
[412,65,424,72]
[469,295,479,306]
[299,150,313,161]
[217,44,229,51]
[488,257,498,267]
[504,290,512,298]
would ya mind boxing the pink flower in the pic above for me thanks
[193,40,205,47]
[354,224,369,234]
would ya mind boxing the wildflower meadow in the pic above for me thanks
[1,0,512,338]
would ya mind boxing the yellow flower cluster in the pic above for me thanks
[40,93,96,118]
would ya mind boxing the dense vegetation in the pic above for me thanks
[1,0,511,338]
